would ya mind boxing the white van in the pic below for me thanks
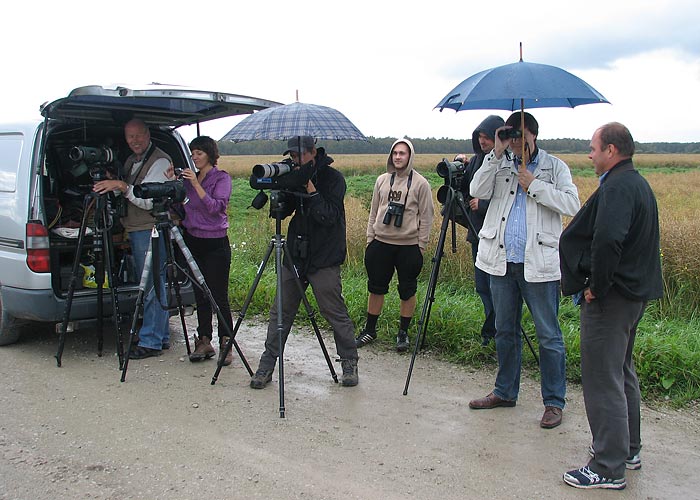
[0,84,279,346]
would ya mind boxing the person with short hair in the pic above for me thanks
[560,123,663,490]
[249,136,359,388]
[468,111,580,429]
[93,118,172,359]
[355,139,434,352]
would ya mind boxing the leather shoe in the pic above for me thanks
[469,392,516,409]
[540,406,563,428]
[129,345,162,360]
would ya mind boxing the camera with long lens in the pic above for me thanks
[68,145,116,182]
[133,180,187,203]
[382,201,405,227]
[497,128,522,141]
[253,160,293,179]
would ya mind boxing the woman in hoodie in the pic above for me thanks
[355,139,434,352]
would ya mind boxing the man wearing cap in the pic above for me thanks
[468,111,580,429]
[249,136,359,389]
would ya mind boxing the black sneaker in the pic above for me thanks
[339,359,358,387]
[588,445,642,470]
[128,345,162,360]
[396,330,409,352]
[355,330,376,348]
[250,369,273,389]
[563,466,626,490]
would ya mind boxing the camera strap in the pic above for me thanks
[389,169,413,203]
[127,143,157,184]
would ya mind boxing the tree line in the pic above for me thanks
[218,137,700,155]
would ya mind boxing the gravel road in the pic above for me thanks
[1,315,698,500]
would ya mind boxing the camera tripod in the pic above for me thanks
[211,191,338,418]
[403,181,539,395]
[55,190,125,367]
[120,201,252,382]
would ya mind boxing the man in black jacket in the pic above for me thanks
[459,115,504,345]
[249,136,359,388]
[560,122,663,490]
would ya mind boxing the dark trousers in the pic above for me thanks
[258,265,358,372]
[580,286,646,479]
[471,242,496,340]
[183,233,234,341]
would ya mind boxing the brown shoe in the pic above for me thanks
[189,335,215,362]
[469,392,516,409]
[218,337,233,366]
[540,406,563,428]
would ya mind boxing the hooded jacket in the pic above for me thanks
[367,139,435,250]
[281,147,348,276]
[462,115,505,243]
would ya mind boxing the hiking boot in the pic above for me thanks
[355,330,376,348]
[396,330,409,352]
[218,337,233,366]
[563,466,626,490]
[189,336,215,362]
[339,359,358,387]
[250,369,273,389]
[588,445,642,470]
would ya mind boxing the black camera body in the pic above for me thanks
[133,180,187,203]
[383,201,405,227]
[68,145,116,182]
[497,128,522,141]
[249,158,315,192]
[436,159,466,180]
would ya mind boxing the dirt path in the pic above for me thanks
[1,315,698,500]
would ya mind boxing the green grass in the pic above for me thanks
[227,176,700,407]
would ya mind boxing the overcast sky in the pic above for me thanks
[3,0,699,145]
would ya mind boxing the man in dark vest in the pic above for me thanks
[93,118,172,359]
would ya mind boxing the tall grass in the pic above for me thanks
[223,155,700,406]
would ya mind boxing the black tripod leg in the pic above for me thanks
[521,325,539,366]
[166,226,252,378]
[211,238,275,385]
[272,234,286,418]
[120,239,153,382]
[283,243,338,383]
[55,196,93,367]
[403,194,452,395]
[162,229,191,356]
[102,229,125,368]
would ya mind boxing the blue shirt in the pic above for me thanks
[504,154,539,263]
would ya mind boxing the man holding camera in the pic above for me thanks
[458,115,505,346]
[93,118,172,359]
[468,112,579,429]
[355,139,434,352]
[249,136,360,388]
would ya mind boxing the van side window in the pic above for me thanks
[0,133,22,192]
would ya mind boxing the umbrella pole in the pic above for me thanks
[520,99,526,170]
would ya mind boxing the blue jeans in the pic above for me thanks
[129,229,170,350]
[472,243,496,341]
[489,263,566,408]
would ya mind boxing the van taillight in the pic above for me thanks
[26,221,50,273]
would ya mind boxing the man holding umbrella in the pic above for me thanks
[468,111,580,429]
[249,136,359,389]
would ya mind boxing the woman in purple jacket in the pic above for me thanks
[178,136,234,366]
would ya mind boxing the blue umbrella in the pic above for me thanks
[221,101,368,142]
[435,60,609,112]
[435,46,609,164]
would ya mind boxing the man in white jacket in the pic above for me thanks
[468,112,580,429]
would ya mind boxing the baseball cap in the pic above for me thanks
[283,136,316,155]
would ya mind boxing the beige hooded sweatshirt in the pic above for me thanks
[367,139,435,250]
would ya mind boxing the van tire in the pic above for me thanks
[0,293,23,346]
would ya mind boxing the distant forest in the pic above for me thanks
[218,137,700,155]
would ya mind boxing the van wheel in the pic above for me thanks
[0,293,22,346]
